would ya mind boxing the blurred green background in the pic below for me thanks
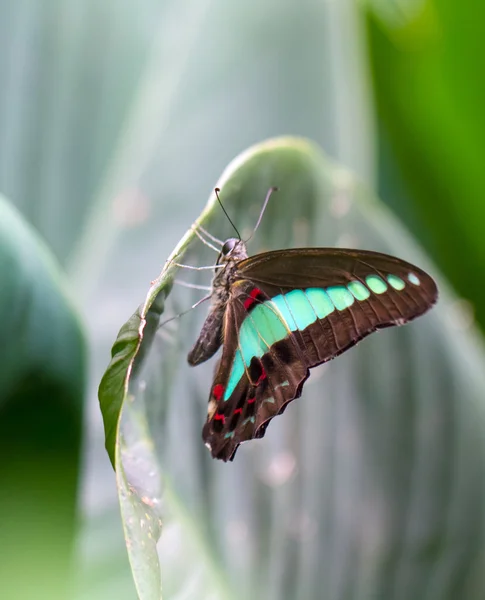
[1,1,484,599]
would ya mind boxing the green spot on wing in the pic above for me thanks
[249,303,288,347]
[225,350,245,400]
[239,315,265,361]
[387,274,406,291]
[366,274,388,294]
[275,379,290,390]
[326,286,355,310]
[408,273,421,286]
[348,280,371,301]
[305,288,335,318]
[271,295,297,329]
[284,289,318,330]
[226,302,289,400]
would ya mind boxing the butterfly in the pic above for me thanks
[186,188,438,461]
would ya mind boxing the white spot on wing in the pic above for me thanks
[207,399,217,419]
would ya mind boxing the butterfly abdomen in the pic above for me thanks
[188,243,250,367]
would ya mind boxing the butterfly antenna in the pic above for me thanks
[215,188,242,240]
[245,186,278,244]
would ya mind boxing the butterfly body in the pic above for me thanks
[188,238,248,366]
[189,240,438,462]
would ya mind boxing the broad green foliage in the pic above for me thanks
[366,0,485,330]
[101,138,485,600]
[2,1,485,599]
[0,196,85,600]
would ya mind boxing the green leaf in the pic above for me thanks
[365,0,485,330]
[0,3,375,596]
[0,196,86,600]
[100,137,485,600]
[363,0,427,29]
[0,1,157,264]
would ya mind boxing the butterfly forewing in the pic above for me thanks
[201,248,438,461]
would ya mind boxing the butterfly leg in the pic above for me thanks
[158,294,211,329]
[173,280,212,291]
[191,226,222,253]
[191,224,224,251]
[172,263,224,270]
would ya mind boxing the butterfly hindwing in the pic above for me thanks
[202,248,438,461]
[202,282,310,461]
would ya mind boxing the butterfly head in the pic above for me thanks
[216,238,248,266]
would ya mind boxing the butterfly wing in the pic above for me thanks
[203,248,438,461]
[237,247,438,345]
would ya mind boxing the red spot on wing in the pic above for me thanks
[214,413,225,423]
[244,287,263,310]
[247,397,256,404]
[213,384,224,401]
[257,368,267,383]
[234,408,243,415]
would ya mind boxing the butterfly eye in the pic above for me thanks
[221,238,239,256]
[216,238,241,265]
